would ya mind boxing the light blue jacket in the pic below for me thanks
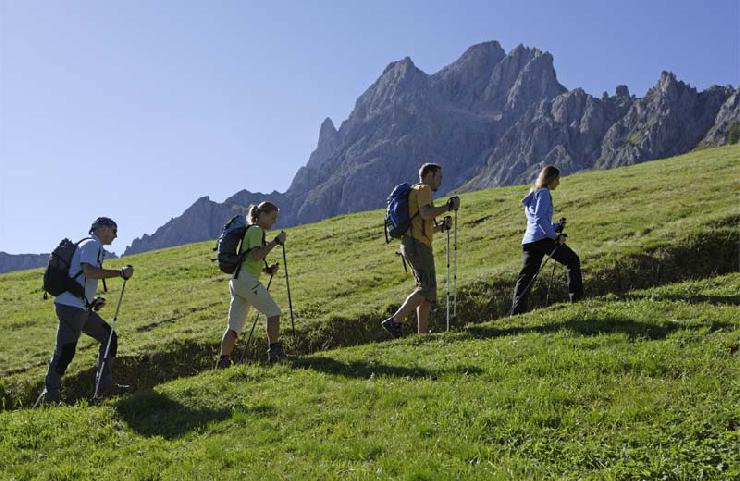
[520,188,560,245]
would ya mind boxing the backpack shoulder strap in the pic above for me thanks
[233,224,258,279]
[406,184,422,236]
[233,226,274,280]
[71,237,94,280]
[76,236,93,246]
[97,245,108,293]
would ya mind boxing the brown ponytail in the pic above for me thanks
[532,165,560,192]
[247,201,279,225]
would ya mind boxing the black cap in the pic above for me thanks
[89,217,117,234]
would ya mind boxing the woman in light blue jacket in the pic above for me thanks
[510,165,582,315]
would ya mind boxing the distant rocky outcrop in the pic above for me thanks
[700,88,740,147]
[122,40,737,256]
[596,72,734,169]
[124,197,246,255]
[0,253,49,274]
[0,249,118,274]
[460,85,634,190]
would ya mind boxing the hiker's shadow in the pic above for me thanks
[290,356,482,380]
[466,317,735,341]
[115,390,251,439]
[627,294,739,307]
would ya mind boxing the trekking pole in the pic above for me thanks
[239,273,274,363]
[453,209,458,319]
[281,244,296,341]
[94,278,127,400]
[545,261,557,306]
[515,220,567,309]
[515,244,559,308]
[445,217,451,332]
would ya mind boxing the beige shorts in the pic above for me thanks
[227,271,282,334]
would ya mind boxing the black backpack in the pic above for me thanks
[42,238,91,299]
[213,215,266,278]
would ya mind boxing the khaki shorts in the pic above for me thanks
[227,271,282,334]
[400,236,437,303]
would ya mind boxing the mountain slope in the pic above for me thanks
[0,252,49,274]
[123,41,737,256]
[2,145,738,411]
[0,250,118,274]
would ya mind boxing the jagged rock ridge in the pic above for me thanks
[123,41,738,256]
[0,250,118,274]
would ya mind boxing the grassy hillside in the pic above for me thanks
[1,274,737,480]
[1,145,738,410]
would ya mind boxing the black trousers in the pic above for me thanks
[510,238,583,315]
[45,304,116,395]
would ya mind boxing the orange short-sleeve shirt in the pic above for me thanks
[406,183,435,247]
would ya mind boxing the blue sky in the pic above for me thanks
[1,0,737,255]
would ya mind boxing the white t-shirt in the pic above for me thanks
[55,235,106,309]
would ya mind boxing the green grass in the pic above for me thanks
[0,146,738,479]
[1,145,738,409]
[728,121,740,145]
[1,274,737,480]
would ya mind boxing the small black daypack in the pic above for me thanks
[213,215,267,278]
[42,237,91,299]
[214,215,248,274]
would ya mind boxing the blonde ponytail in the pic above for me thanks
[247,201,279,224]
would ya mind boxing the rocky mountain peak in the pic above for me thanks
[597,71,732,169]
[306,117,340,170]
[382,56,419,75]
[319,117,337,136]
[351,56,430,121]
[649,71,696,102]
[497,46,565,114]
[658,70,679,88]
[444,40,506,73]
[431,41,506,106]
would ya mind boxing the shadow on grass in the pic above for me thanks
[625,294,739,306]
[5,339,223,412]
[289,356,482,380]
[114,390,271,439]
[465,317,735,341]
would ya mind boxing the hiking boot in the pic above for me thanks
[267,343,293,363]
[96,382,131,399]
[216,355,232,370]
[381,318,402,339]
[34,388,62,407]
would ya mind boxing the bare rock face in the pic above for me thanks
[122,42,737,256]
[700,88,740,147]
[431,41,506,109]
[282,42,567,226]
[0,249,117,274]
[597,72,734,168]
[124,197,246,255]
[461,86,635,190]
[0,252,49,273]
[306,118,340,170]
